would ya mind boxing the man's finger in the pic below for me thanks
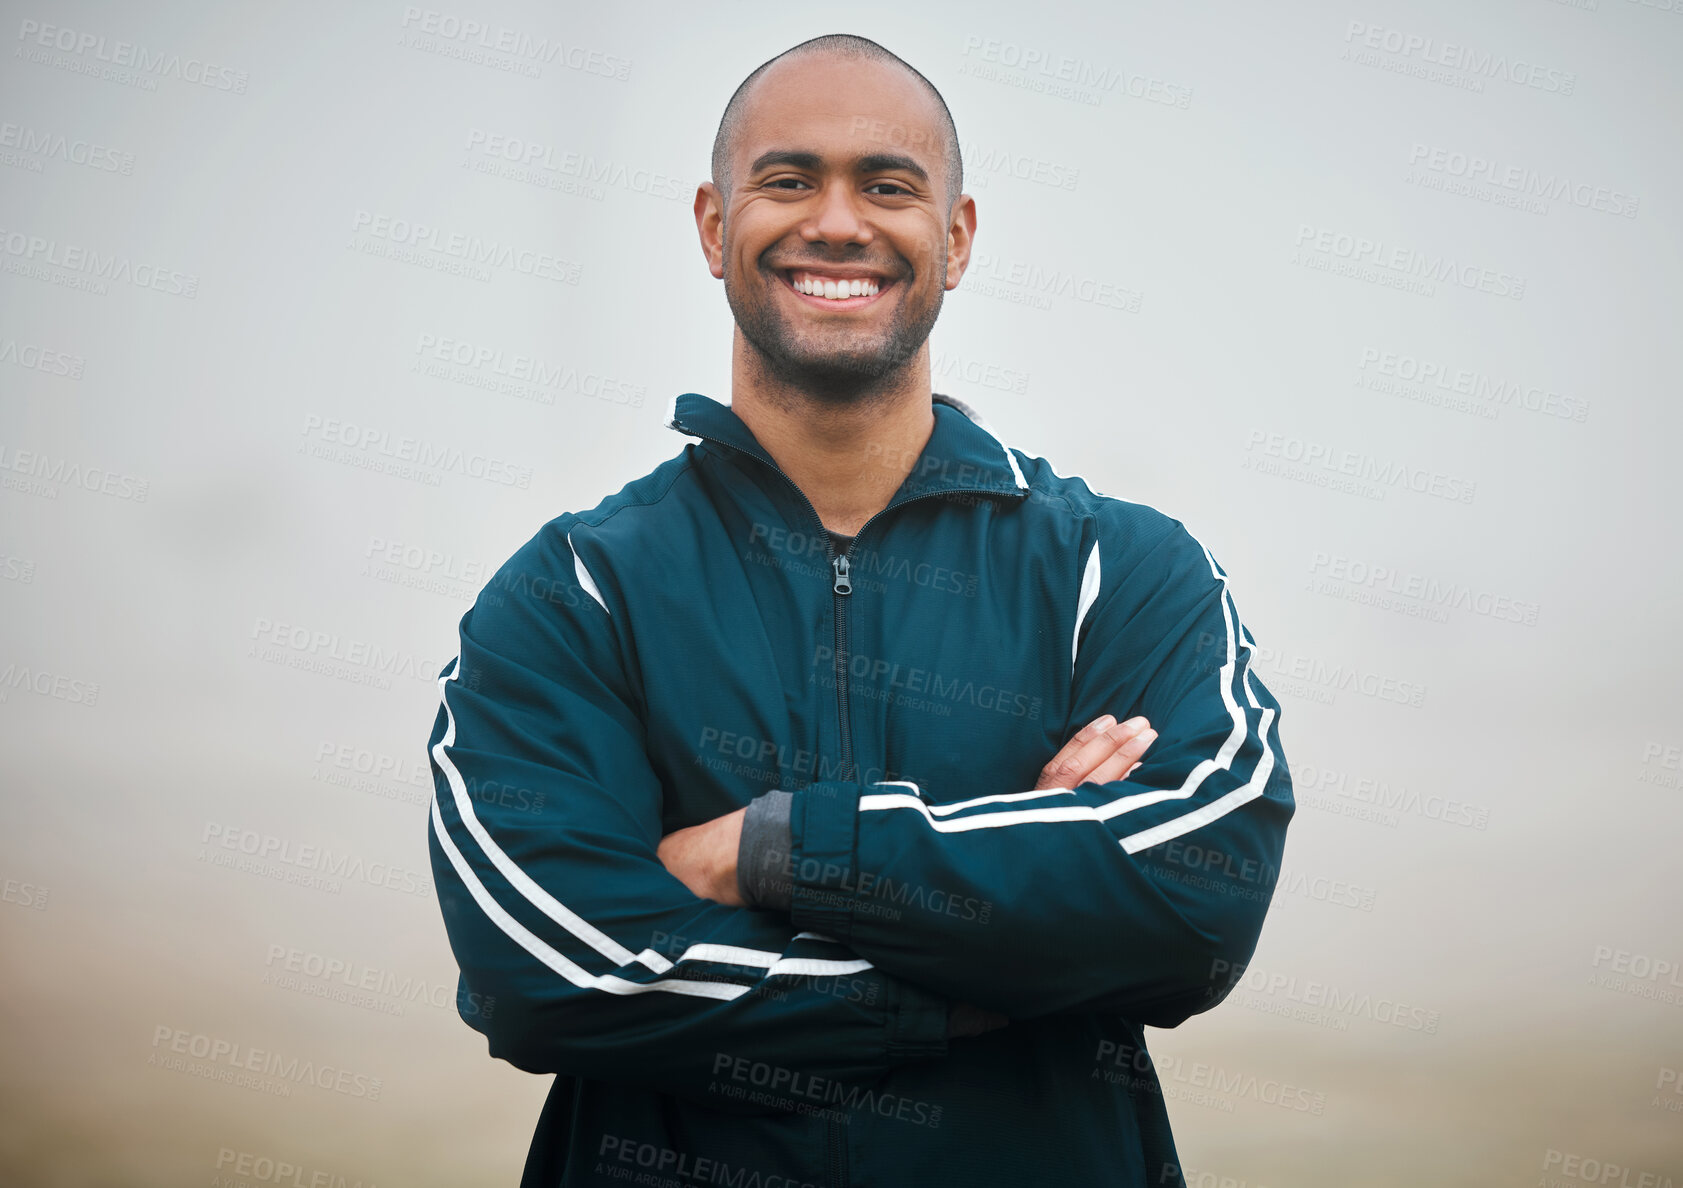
[1081,727,1157,786]
[1038,715,1150,789]
[1063,716,1150,781]
[1035,714,1113,787]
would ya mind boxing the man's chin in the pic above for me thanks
[767,334,915,381]
[742,327,902,381]
[763,347,912,395]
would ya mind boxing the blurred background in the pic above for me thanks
[2,1,1679,1185]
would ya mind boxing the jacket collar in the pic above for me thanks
[666,391,1029,507]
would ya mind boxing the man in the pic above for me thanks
[426,33,1293,1188]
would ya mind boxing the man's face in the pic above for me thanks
[700,54,971,401]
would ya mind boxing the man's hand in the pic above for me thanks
[657,806,747,905]
[660,715,1154,902]
[1036,714,1157,791]
[951,717,1152,1036]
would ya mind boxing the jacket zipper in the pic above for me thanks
[678,425,1018,780]
[828,544,851,1188]
[812,495,1008,1188]
[688,433,1012,1188]
[813,493,1002,1188]
[828,1114,846,1188]
[831,551,853,781]
[807,489,968,785]
[823,489,958,782]
[760,480,999,785]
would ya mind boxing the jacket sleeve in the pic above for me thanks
[426,517,950,1102]
[776,511,1295,1027]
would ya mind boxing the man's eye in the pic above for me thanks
[768,178,810,189]
[867,182,910,196]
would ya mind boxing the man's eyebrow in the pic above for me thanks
[747,149,930,186]
[857,152,930,184]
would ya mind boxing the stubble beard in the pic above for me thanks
[722,238,945,409]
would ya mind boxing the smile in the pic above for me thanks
[779,268,894,309]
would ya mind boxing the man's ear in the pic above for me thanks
[694,182,726,280]
[945,193,977,291]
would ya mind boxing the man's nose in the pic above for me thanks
[801,181,873,247]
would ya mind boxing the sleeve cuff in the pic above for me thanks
[785,781,863,940]
[887,976,950,1060]
[736,789,794,911]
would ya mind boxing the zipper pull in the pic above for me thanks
[832,553,852,595]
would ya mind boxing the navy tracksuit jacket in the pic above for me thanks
[426,390,1295,1187]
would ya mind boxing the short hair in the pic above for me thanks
[710,34,963,214]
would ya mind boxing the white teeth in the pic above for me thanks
[792,274,880,299]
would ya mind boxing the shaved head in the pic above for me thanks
[710,33,963,213]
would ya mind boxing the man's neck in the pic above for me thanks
[728,332,936,538]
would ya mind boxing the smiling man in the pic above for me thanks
[426,33,1294,1188]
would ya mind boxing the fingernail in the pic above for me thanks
[1093,714,1116,730]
